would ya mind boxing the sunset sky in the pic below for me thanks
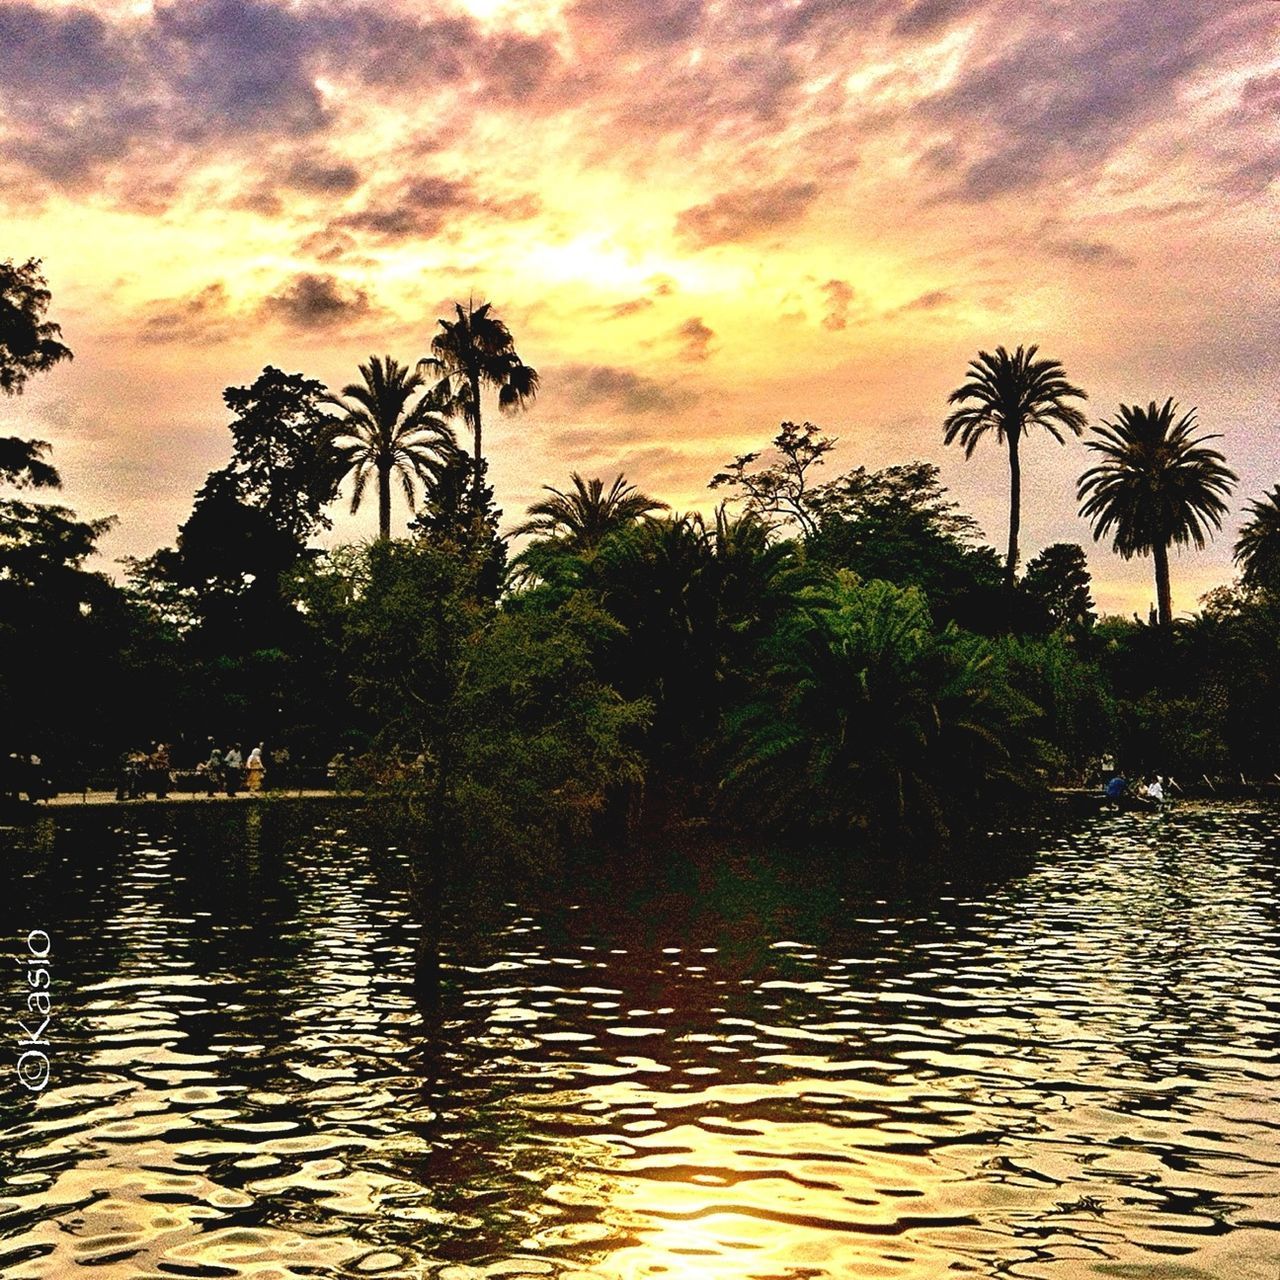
[1,0,1276,614]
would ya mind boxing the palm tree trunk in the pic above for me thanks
[1005,431,1021,586]
[469,369,483,507]
[1153,539,1173,627]
[378,461,391,540]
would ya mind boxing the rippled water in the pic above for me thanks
[3,802,1280,1279]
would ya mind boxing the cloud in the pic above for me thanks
[140,283,234,344]
[604,297,656,320]
[892,0,982,37]
[1046,238,1135,268]
[284,154,362,196]
[821,279,855,331]
[555,363,698,415]
[336,175,474,240]
[0,0,562,203]
[258,273,375,330]
[889,289,955,317]
[297,228,363,264]
[674,317,715,362]
[912,0,1276,200]
[676,181,821,248]
[334,175,541,243]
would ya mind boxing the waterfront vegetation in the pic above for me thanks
[3,258,1280,858]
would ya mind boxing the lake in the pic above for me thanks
[3,801,1279,1279]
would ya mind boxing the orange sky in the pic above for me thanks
[2,0,1277,615]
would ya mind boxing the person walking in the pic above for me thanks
[224,744,244,797]
[245,744,266,794]
[205,742,224,797]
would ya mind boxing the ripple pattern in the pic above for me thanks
[3,803,1279,1278]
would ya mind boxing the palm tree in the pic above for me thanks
[420,301,538,505]
[514,473,666,551]
[1234,485,1280,594]
[326,355,453,539]
[944,345,1088,584]
[1077,399,1237,627]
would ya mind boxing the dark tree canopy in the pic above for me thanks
[0,435,61,489]
[0,258,73,396]
[1023,543,1095,632]
[805,461,1006,629]
[1078,399,1236,626]
[422,301,539,506]
[515,473,667,551]
[222,366,348,543]
[1234,485,1280,595]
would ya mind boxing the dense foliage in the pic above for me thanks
[3,273,1278,861]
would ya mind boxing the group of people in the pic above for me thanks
[1103,772,1168,809]
[203,741,267,796]
[116,743,173,800]
[115,741,268,799]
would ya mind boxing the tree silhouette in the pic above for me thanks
[327,355,454,539]
[710,421,834,538]
[0,258,72,396]
[944,345,1087,584]
[514,473,667,551]
[0,436,60,489]
[1234,485,1280,595]
[1077,399,1236,627]
[420,301,538,507]
[1023,543,1095,631]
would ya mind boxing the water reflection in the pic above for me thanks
[2,803,1279,1278]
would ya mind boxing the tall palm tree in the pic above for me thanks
[944,344,1088,584]
[326,355,453,540]
[1077,399,1237,627]
[420,301,538,505]
[514,473,666,551]
[1234,485,1280,594]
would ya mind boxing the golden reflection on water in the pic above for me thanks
[3,804,1280,1279]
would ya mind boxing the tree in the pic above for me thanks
[722,576,1036,844]
[1234,485,1280,595]
[943,345,1088,584]
[156,368,350,651]
[0,436,60,489]
[0,497,120,764]
[1023,543,1095,632]
[0,258,72,396]
[514,473,667,551]
[421,301,538,507]
[709,420,835,538]
[805,460,1007,629]
[1077,399,1237,627]
[327,355,454,540]
[221,367,348,542]
[407,440,508,598]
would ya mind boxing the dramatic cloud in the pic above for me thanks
[912,1,1275,200]
[2,0,1275,614]
[141,284,234,345]
[259,274,375,330]
[555,363,698,416]
[673,317,715,363]
[676,182,822,248]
